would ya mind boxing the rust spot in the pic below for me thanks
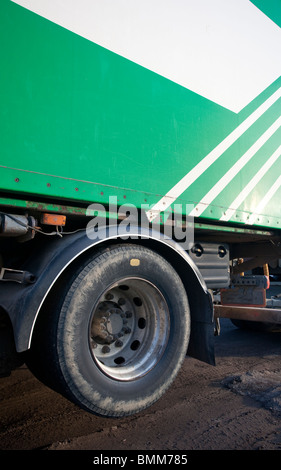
[15,178,20,182]
[75,187,79,191]
[47,183,51,187]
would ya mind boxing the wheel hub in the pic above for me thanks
[89,278,170,381]
[91,301,128,344]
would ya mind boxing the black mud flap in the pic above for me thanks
[186,289,215,366]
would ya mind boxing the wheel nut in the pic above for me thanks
[122,327,131,334]
[115,340,123,347]
[102,346,110,353]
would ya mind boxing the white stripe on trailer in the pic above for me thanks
[220,145,281,221]
[11,0,281,113]
[189,117,281,217]
[146,87,281,222]
[248,175,281,225]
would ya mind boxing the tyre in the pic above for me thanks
[29,244,190,417]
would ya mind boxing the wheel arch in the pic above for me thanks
[1,225,215,364]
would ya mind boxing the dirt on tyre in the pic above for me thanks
[28,244,191,417]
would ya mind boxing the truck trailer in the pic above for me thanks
[0,0,281,417]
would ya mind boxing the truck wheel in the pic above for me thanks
[31,244,190,417]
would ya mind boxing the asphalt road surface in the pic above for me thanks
[1,318,281,454]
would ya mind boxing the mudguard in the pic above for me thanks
[0,225,215,365]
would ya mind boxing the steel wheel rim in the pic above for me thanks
[89,277,170,381]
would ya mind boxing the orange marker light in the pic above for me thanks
[41,213,66,226]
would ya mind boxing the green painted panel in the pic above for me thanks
[1,0,281,231]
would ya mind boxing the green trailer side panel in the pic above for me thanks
[1,1,281,229]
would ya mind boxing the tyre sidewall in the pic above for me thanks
[57,245,190,416]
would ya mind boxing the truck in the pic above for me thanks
[0,0,281,418]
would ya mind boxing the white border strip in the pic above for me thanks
[248,175,281,225]
[220,145,281,221]
[190,117,281,217]
[146,87,281,222]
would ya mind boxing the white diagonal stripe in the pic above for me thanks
[189,116,281,216]
[12,0,281,113]
[248,175,281,225]
[220,145,281,221]
[146,87,281,222]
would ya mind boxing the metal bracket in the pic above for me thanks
[230,274,268,288]
[0,268,36,284]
